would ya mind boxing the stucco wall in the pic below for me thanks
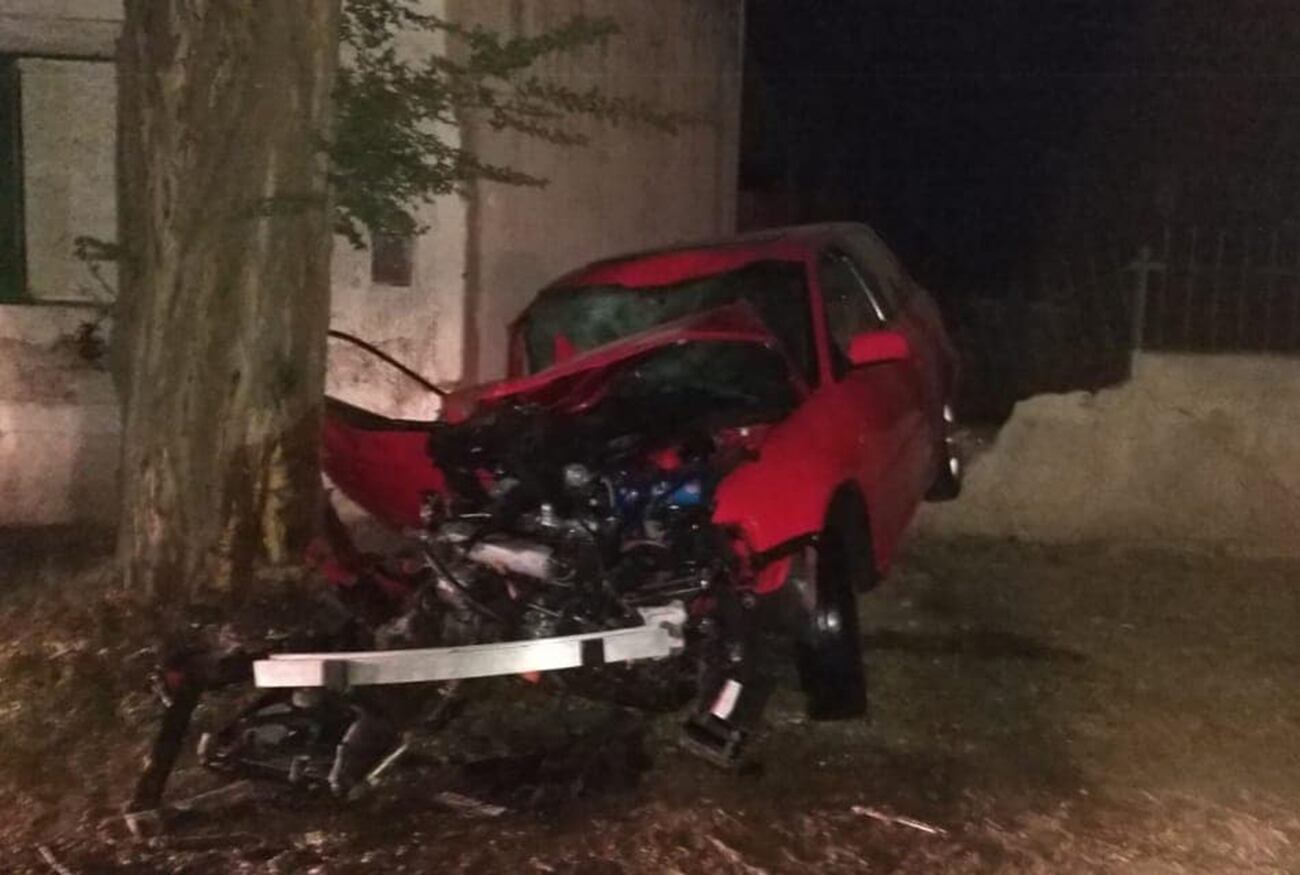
[452,0,744,381]
[1,3,122,526]
[0,305,117,526]
[0,0,744,526]
[918,353,1300,557]
[0,0,120,58]
[326,0,466,420]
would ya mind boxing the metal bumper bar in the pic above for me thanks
[253,604,687,690]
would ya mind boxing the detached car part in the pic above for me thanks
[253,604,687,688]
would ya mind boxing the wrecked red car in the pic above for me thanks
[318,222,957,738]
[133,224,961,812]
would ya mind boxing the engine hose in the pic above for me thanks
[421,546,505,624]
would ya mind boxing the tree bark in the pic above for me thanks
[116,1,341,597]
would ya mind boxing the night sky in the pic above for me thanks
[743,0,1300,298]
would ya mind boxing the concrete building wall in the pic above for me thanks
[0,1,120,526]
[0,0,119,58]
[451,0,744,380]
[0,0,745,525]
[0,305,117,525]
[326,0,467,420]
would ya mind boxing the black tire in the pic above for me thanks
[926,402,963,501]
[795,489,871,721]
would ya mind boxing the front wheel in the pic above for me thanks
[794,492,870,721]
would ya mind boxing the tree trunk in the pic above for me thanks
[116,1,341,598]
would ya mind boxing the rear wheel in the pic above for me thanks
[794,490,871,721]
[926,402,963,501]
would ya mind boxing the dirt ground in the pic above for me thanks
[1,531,1297,874]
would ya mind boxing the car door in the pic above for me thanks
[842,227,950,432]
[814,246,931,561]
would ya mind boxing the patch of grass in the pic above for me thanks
[0,533,1297,873]
[0,530,327,844]
[0,564,160,842]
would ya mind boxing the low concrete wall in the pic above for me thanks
[0,305,118,526]
[918,353,1300,557]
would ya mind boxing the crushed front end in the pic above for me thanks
[131,308,807,817]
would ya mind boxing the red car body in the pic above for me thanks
[322,223,957,586]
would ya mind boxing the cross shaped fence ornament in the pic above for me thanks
[1126,244,1166,357]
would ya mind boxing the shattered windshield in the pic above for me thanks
[520,260,816,383]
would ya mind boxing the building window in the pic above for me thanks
[0,57,24,303]
[0,56,117,304]
[370,232,414,287]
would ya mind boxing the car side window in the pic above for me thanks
[819,250,887,369]
[843,228,905,315]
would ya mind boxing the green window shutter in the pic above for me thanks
[0,57,24,303]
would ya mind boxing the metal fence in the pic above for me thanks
[946,223,1300,421]
[1137,224,1300,353]
[947,249,1134,419]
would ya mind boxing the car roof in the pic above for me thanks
[546,222,865,291]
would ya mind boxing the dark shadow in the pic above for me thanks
[864,627,1086,665]
[0,524,113,589]
[448,711,653,814]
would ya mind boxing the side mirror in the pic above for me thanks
[847,329,911,367]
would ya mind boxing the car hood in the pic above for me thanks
[322,302,799,530]
[440,301,799,422]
